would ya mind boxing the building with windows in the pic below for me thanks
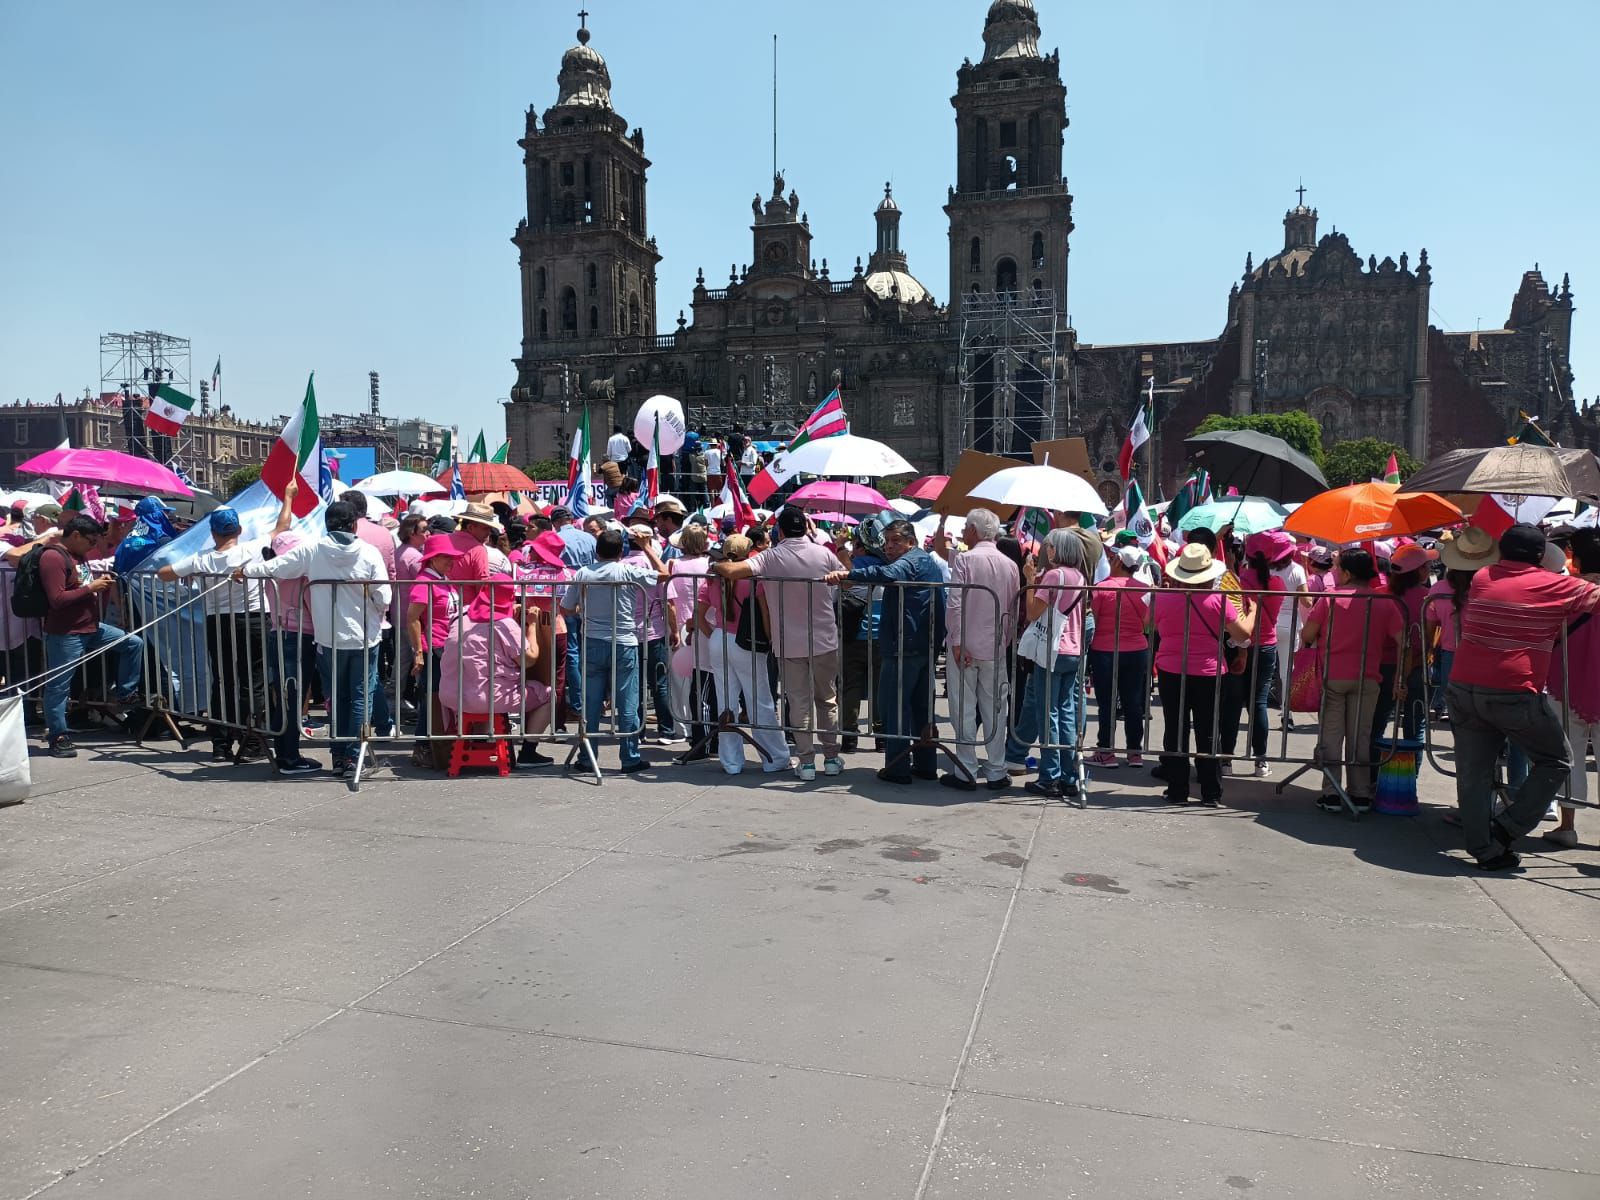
[506,2,1581,498]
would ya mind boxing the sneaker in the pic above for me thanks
[796,762,816,782]
[822,757,844,777]
[876,767,913,785]
[48,736,78,759]
[276,758,319,775]
[1220,760,1236,776]
[1024,779,1060,799]
[619,758,651,774]
[1351,796,1373,814]
[1061,778,1082,799]
[1473,850,1523,872]
[841,737,859,754]
[939,773,976,792]
[1316,794,1343,812]
[210,745,234,763]
[333,760,351,778]
[1005,762,1029,777]
[912,767,939,781]
[1544,827,1580,848]
[1544,803,1561,822]
[1126,753,1144,768]
[1088,750,1119,769]
[654,735,684,747]
[1253,760,1272,779]
[985,775,1013,792]
[517,745,555,767]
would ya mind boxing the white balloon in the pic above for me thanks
[634,394,687,456]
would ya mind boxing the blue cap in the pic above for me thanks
[209,507,242,537]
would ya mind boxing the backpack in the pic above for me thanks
[733,584,771,654]
[9,544,69,619]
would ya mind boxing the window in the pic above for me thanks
[969,236,981,272]
[539,309,548,338]
[589,305,599,333]
[893,395,915,426]
[562,194,575,223]
[13,420,25,441]
[560,162,575,187]
[536,267,546,298]
[1003,155,1019,191]
[999,120,1017,147]
[629,294,641,335]
[560,287,577,334]
[97,420,112,443]
[1031,232,1045,267]
[995,258,1017,293]
[1031,278,1044,293]
[587,263,597,293]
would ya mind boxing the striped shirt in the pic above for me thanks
[1450,561,1600,693]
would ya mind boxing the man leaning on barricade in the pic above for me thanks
[942,508,1020,793]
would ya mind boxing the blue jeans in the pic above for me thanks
[565,614,585,715]
[44,622,143,741]
[583,639,643,767]
[1088,647,1148,752]
[880,650,933,778]
[268,629,316,765]
[1038,656,1082,784]
[643,637,672,737]
[1006,656,1078,768]
[317,645,377,768]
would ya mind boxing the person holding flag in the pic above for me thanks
[261,375,325,518]
[628,413,662,518]
[747,387,849,505]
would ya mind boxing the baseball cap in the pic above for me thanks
[1499,523,1547,566]
[209,507,242,537]
[549,505,574,521]
[1116,545,1144,569]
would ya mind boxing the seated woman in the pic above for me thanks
[437,575,554,766]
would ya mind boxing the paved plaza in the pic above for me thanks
[3,723,1599,1199]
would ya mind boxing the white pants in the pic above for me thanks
[951,656,1010,782]
[1564,710,1600,810]
[704,629,790,775]
[669,645,696,740]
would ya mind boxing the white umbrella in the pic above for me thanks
[888,497,925,516]
[779,434,915,478]
[352,470,447,497]
[970,464,1109,517]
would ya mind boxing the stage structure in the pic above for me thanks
[956,290,1063,458]
[102,330,194,471]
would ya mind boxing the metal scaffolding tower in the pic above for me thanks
[100,330,193,468]
[958,291,1063,456]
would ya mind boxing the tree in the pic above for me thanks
[1322,438,1420,488]
[1193,412,1325,466]
[523,458,566,482]
[877,476,906,503]
[225,465,261,498]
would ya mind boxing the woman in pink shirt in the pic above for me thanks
[1150,544,1256,805]
[1299,548,1405,812]
[516,530,573,745]
[1086,546,1151,768]
[438,575,553,759]
[666,525,712,748]
[1217,530,1291,778]
[406,535,465,763]
[1006,530,1088,799]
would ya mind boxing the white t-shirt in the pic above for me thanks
[606,433,631,462]
[1273,561,1308,635]
[706,446,723,475]
[170,540,270,615]
[739,444,758,472]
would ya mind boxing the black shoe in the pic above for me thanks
[986,775,1014,792]
[1150,763,1169,783]
[619,758,651,774]
[677,746,711,764]
[1061,779,1082,799]
[939,774,976,792]
[1024,779,1060,799]
[1199,795,1220,807]
[1316,794,1343,812]
[876,767,913,785]
[210,745,234,763]
[912,767,939,781]
[276,758,319,775]
[1164,792,1189,805]
[332,760,351,778]
[48,736,77,759]
[1474,850,1523,872]
[518,745,554,767]
[236,738,268,762]
[841,737,859,754]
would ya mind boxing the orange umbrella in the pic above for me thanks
[1284,482,1463,543]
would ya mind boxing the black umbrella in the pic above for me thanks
[1402,444,1600,501]
[1183,429,1329,504]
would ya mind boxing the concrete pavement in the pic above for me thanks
[3,725,1599,1198]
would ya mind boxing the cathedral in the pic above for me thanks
[505,1,1580,503]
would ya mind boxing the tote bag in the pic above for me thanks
[0,697,31,804]
[1288,646,1324,713]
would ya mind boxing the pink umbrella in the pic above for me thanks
[899,474,948,503]
[806,511,860,526]
[16,448,195,497]
[787,480,888,515]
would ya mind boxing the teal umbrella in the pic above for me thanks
[1177,495,1287,536]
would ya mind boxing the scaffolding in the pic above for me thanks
[958,290,1063,456]
[101,330,193,469]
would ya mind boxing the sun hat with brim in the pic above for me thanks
[1164,543,1226,585]
[654,494,688,517]
[527,529,567,569]
[1243,528,1295,564]
[458,503,503,534]
[1437,527,1500,572]
[421,533,466,563]
[1388,543,1439,574]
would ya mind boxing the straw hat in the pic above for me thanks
[1164,543,1226,585]
[1437,527,1499,572]
[458,502,503,535]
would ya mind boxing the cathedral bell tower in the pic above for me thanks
[508,13,662,462]
[944,0,1074,323]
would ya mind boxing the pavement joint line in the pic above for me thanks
[0,956,347,1012]
[12,784,716,1200]
[348,1000,952,1093]
[0,791,357,916]
[911,801,1047,1200]
[955,1082,1600,1178]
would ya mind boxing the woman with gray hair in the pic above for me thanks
[1004,528,1089,799]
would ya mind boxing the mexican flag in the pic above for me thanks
[211,356,221,402]
[490,441,509,464]
[261,374,324,517]
[565,405,592,518]
[468,430,488,463]
[747,387,849,504]
[630,413,661,517]
[1116,378,1154,482]
[1382,453,1401,485]
[431,430,453,477]
[145,384,198,436]
[1117,477,1166,567]
[721,460,756,531]
[1166,468,1212,528]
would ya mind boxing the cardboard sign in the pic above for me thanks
[935,450,1021,518]
[1031,438,1096,483]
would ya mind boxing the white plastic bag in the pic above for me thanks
[0,696,32,804]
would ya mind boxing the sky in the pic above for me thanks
[2,0,1594,454]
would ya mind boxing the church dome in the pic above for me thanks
[876,183,899,214]
[983,0,1041,61]
[864,268,931,305]
[555,25,613,110]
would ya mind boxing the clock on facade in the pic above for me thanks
[763,241,788,265]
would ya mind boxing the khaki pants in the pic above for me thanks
[1318,678,1379,799]
[952,655,1010,782]
[779,650,840,759]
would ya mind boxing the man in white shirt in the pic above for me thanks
[238,499,391,777]
[606,426,631,464]
[158,506,271,761]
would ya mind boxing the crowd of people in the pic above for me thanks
[6,463,1600,875]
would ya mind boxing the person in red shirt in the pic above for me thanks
[1448,524,1600,870]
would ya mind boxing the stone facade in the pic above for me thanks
[507,2,1582,495]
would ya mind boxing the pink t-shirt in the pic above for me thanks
[1038,566,1086,656]
[1383,583,1427,666]
[697,577,755,634]
[668,556,710,626]
[1308,586,1403,682]
[1425,579,1462,652]
[1236,573,1287,647]
[1090,576,1150,652]
[268,532,314,634]
[408,569,459,650]
[1152,589,1238,676]
[623,550,669,642]
[750,537,840,658]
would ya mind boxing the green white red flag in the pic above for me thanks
[260,374,323,517]
[1383,453,1400,485]
[747,387,848,504]
[145,384,197,436]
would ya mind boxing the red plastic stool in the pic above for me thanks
[448,713,512,777]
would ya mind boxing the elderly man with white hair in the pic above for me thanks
[943,508,1022,792]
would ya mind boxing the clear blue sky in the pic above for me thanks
[2,0,1593,455]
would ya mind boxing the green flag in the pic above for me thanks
[469,430,488,463]
[431,430,453,477]
[490,440,509,464]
